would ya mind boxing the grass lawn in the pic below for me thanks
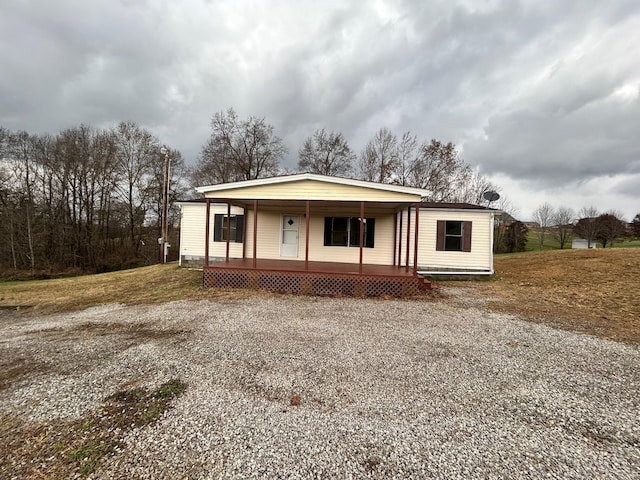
[476,248,640,344]
[525,232,640,251]
[0,263,260,313]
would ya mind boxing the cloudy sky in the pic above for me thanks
[1,0,639,220]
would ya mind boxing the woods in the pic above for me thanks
[0,123,187,275]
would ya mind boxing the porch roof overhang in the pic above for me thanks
[198,198,416,214]
[195,173,426,206]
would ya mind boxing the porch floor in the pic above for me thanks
[203,259,432,297]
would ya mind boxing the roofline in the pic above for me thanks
[419,202,499,212]
[195,173,428,197]
[419,207,501,214]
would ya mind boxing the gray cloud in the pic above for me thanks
[1,0,639,219]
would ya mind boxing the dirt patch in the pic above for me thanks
[464,249,640,345]
[0,358,48,391]
[0,379,186,479]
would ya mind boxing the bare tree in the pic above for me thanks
[394,131,418,186]
[573,206,600,247]
[632,213,640,239]
[359,127,398,183]
[197,108,286,184]
[552,206,575,249]
[112,121,159,256]
[595,212,626,248]
[532,202,555,250]
[297,128,355,176]
[409,139,469,201]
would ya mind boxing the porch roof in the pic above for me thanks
[195,173,427,204]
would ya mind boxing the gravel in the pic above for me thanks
[1,292,639,479]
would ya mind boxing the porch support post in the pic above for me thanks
[397,209,403,267]
[252,200,258,269]
[413,204,420,276]
[305,200,310,271]
[225,202,231,262]
[393,212,397,266]
[359,201,364,274]
[405,206,411,272]
[204,199,210,268]
[242,206,246,259]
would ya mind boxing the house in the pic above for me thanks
[179,174,497,297]
[572,238,597,249]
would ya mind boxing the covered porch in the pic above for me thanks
[196,174,431,297]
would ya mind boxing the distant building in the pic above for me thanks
[572,238,597,249]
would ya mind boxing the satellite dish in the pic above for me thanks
[483,191,500,205]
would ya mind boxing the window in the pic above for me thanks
[445,221,463,251]
[436,220,472,252]
[213,214,244,243]
[324,217,375,248]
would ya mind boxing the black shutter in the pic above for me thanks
[235,215,244,243]
[462,221,472,252]
[214,214,223,242]
[365,218,375,248]
[324,217,332,246]
[436,220,445,251]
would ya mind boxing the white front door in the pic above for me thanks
[281,215,300,257]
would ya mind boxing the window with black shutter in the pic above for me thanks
[213,214,244,243]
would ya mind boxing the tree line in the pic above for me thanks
[4,108,636,275]
[493,203,638,254]
[192,108,495,204]
[532,203,634,249]
[0,123,188,275]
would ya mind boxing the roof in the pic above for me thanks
[195,173,428,197]
[419,201,498,211]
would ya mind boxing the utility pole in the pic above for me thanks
[160,147,170,263]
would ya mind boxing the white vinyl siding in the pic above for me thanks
[243,208,394,265]
[395,208,494,273]
[178,203,244,264]
[203,179,421,202]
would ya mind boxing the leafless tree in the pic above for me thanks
[573,206,600,247]
[0,123,182,274]
[409,139,470,201]
[197,108,286,184]
[393,131,418,186]
[112,121,159,256]
[595,212,626,247]
[552,206,575,249]
[632,213,640,238]
[297,128,355,176]
[359,127,398,183]
[532,202,555,250]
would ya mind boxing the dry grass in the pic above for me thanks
[1,251,639,344]
[468,248,640,345]
[0,263,261,313]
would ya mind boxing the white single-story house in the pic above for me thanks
[179,174,497,296]
[572,238,597,249]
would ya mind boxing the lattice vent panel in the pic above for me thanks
[204,268,429,297]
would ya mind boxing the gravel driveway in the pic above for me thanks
[1,291,639,479]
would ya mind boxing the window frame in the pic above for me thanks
[324,216,375,248]
[213,213,244,243]
[436,220,472,252]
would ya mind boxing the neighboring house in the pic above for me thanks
[572,238,597,249]
[179,174,497,297]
